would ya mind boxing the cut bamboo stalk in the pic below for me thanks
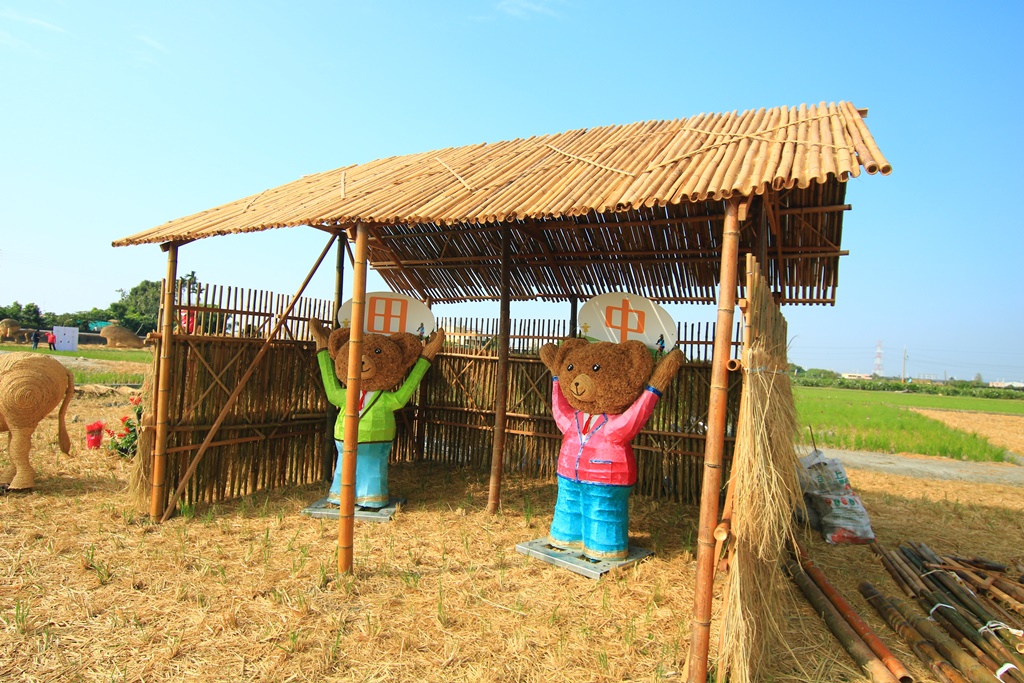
[486,221,512,513]
[786,557,899,683]
[797,545,913,683]
[150,243,179,519]
[889,595,1002,683]
[859,582,969,683]
[687,197,741,683]
[338,222,368,574]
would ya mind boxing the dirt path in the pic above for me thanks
[818,447,1024,486]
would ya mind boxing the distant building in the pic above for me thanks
[841,373,873,380]
[990,381,1024,389]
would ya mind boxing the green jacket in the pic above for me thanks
[317,351,431,443]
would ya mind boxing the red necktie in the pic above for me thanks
[582,414,595,434]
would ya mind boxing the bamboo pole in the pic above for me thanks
[859,582,969,683]
[150,242,180,519]
[486,221,511,514]
[338,222,368,573]
[786,557,901,683]
[797,545,913,683]
[324,236,346,482]
[159,233,338,522]
[687,197,741,683]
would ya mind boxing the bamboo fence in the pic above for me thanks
[135,286,744,511]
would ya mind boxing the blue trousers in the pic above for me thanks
[549,475,632,560]
[328,441,391,508]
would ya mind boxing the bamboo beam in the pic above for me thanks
[486,221,512,514]
[338,222,368,573]
[687,196,741,683]
[370,247,848,269]
[158,234,338,522]
[150,242,180,519]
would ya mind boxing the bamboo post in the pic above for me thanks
[324,236,346,482]
[338,222,368,573]
[687,196,741,683]
[150,242,180,519]
[568,295,578,337]
[159,233,338,522]
[486,221,511,513]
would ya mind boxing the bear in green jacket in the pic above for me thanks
[310,318,444,507]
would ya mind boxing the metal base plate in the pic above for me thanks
[301,496,406,523]
[515,537,653,579]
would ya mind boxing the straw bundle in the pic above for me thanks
[717,256,803,683]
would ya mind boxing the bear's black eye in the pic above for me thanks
[592,364,601,372]
[373,348,382,354]
[566,364,574,372]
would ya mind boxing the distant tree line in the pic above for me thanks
[788,364,1024,400]
[1,273,202,336]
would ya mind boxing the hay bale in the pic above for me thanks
[100,324,144,348]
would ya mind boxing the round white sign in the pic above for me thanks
[337,292,435,338]
[577,292,676,351]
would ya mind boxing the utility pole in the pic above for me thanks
[901,346,908,383]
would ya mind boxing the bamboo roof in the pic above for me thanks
[115,101,890,305]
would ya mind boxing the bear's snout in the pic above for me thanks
[569,374,596,402]
[360,356,378,380]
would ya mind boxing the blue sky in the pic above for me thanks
[2,1,1021,381]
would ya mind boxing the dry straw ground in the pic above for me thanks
[2,360,1022,682]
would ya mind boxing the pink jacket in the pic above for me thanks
[551,378,661,486]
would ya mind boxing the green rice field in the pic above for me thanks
[794,386,1019,462]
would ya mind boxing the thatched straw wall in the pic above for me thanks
[717,255,802,682]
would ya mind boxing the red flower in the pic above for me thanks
[120,415,130,424]
[129,396,142,406]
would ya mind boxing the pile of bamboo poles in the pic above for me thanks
[786,544,912,683]
[864,541,1024,683]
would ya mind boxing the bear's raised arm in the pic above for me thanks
[421,329,446,361]
[647,349,684,394]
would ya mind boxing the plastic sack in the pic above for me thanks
[798,449,875,544]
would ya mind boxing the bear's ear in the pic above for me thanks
[554,337,591,370]
[622,340,654,382]
[390,333,423,371]
[328,328,351,359]
[538,343,559,373]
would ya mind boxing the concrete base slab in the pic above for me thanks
[514,537,653,579]
[301,496,406,523]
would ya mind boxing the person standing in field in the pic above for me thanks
[46,331,56,350]
[30,329,40,350]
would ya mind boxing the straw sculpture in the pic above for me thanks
[309,318,445,508]
[0,352,75,490]
[537,337,684,560]
[716,257,803,683]
[100,324,145,348]
[0,318,27,342]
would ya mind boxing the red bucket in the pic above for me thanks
[86,431,103,449]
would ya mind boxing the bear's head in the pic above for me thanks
[326,328,423,392]
[539,338,654,415]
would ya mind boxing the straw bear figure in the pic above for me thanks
[0,353,75,491]
[310,318,445,508]
[538,338,684,560]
